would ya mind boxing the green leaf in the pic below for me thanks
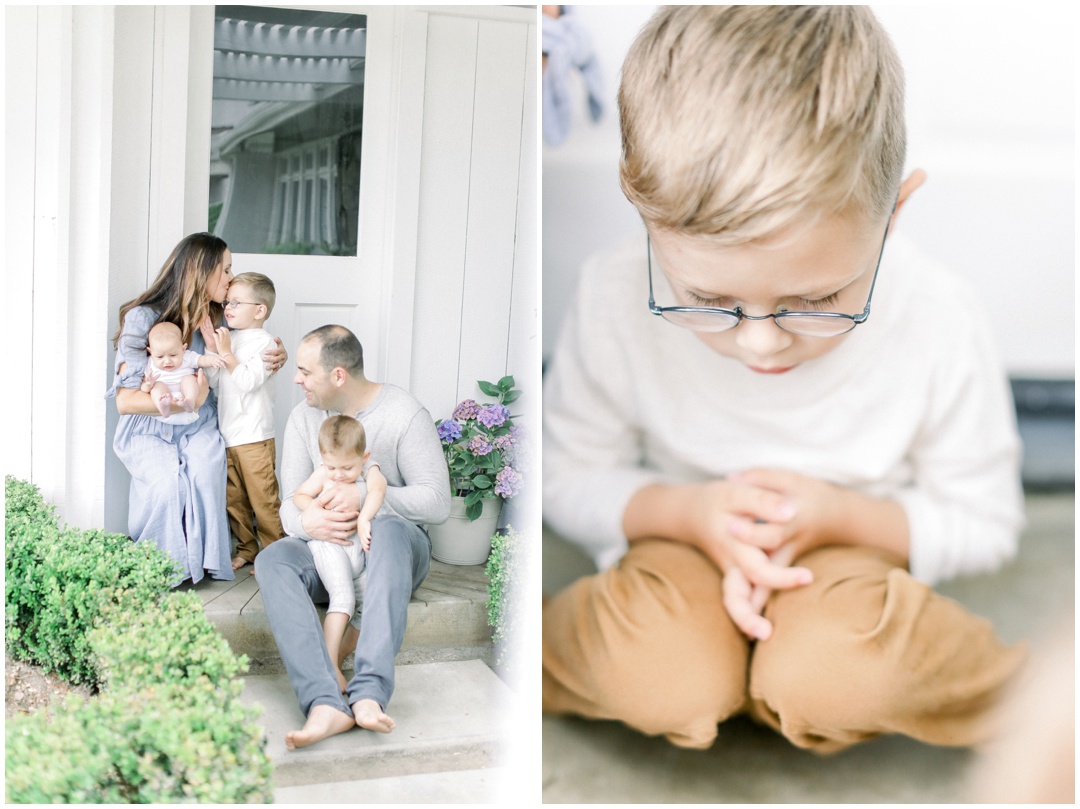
[497,375,515,391]
[473,475,492,489]
[477,380,500,397]
[464,490,484,506]
[501,390,521,404]
[466,500,483,521]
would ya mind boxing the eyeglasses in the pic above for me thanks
[224,299,259,310]
[647,212,893,337]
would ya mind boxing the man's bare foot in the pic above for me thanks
[231,556,249,571]
[352,698,395,733]
[334,665,348,694]
[285,704,355,750]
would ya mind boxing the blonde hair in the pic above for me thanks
[619,6,905,244]
[318,415,367,457]
[113,232,228,348]
[230,272,276,318]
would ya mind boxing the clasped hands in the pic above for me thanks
[694,469,840,642]
[300,481,365,547]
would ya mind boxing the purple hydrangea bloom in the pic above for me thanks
[452,399,481,421]
[437,420,462,443]
[478,404,511,428]
[494,466,523,498]
[467,435,493,456]
[492,432,517,451]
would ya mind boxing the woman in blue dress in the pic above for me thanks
[107,233,284,584]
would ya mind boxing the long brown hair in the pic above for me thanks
[113,233,228,348]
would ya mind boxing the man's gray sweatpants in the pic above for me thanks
[254,515,431,716]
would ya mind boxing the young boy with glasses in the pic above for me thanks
[206,271,286,571]
[543,6,1026,753]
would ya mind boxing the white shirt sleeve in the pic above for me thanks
[893,302,1025,585]
[542,253,669,570]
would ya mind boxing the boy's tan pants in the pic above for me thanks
[543,539,1027,753]
[225,438,285,564]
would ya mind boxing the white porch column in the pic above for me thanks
[4,6,115,528]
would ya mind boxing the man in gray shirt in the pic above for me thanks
[255,324,450,748]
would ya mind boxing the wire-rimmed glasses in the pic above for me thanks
[647,214,893,337]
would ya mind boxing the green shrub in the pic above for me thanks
[6,684,272,804]
[485,525,526,671]
[4,477,273,803]
[4,475,59,529]
[91,591,249,694]
[6,523,179,686]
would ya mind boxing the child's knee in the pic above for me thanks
[545,565,748,743]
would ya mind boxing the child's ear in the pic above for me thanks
[890,169,927,230]
[362,450,371,463]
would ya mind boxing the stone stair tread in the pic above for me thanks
[242,660,511,790]
[272,767,508,804]
[188,560,492,663]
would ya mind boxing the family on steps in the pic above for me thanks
[107,233,450,747]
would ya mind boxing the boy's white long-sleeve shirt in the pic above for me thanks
[542,232,1025,586]
[206,328,277,448]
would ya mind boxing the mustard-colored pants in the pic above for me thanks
[225,438,285,564]
[542,539,1027,753]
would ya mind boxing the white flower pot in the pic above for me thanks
[428,496,502,565]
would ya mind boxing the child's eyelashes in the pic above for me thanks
[682,290,842,311]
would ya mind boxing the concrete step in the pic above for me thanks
[189,560,493,672]
[242,660,512,802]
[273,768,510,804]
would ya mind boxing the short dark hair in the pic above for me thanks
[304,324,364,376]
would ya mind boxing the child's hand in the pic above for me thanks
[725,469,840,561]
[357,517,372,552]
[315,480,363,514]
[199,316,219,352]
[721,541,800,641]
[679,478,814,640]
[140,367,159,392]
[214,326,232,358]
[202,352,227,369]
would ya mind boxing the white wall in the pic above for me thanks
[542,6,1074,378]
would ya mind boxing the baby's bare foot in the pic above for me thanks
[352,698,395,733]
[177,395,195,413]
[155,394,171,418]
[285,704,355,750]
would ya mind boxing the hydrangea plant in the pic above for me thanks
[436,376,525,520]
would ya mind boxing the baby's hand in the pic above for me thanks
[357,517,372,552]
[202,353,227,368]
[140,366,159,392]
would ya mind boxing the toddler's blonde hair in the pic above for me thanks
[619,6,905,244]
[230,272,276,318]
